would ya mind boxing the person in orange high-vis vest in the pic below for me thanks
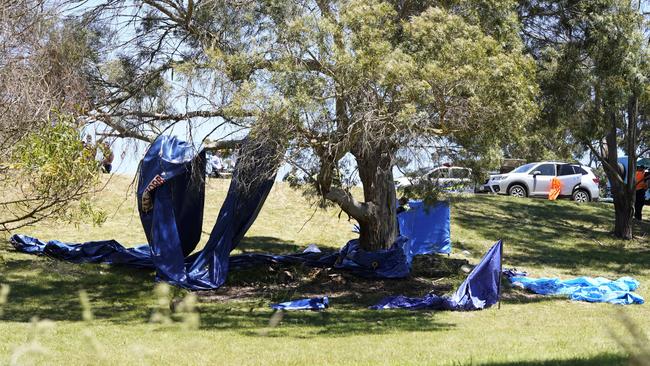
[548,177,562,201]
[634,165,648,220]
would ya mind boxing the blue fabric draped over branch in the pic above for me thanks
[11,136,452,290]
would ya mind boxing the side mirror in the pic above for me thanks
[532,170,542,176]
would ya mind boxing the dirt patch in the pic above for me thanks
[196,254,470,307]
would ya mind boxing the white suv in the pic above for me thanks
[483,162,600,202]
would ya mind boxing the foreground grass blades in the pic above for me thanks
[0,177,649,365]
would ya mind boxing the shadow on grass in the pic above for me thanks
[197,306,454,338]
[480,352,627,365]
[499,286,566,305]
[0,251,155,323]
[454,196,650,275]
[238,236,301,254]
[0,238,458,337]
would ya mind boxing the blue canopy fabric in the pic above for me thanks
[11,135,456,290]
[12,135,276,290]
[271,297,329,311]
[398,201,452,257]
[371,240,503,311]
[508,275,644,305]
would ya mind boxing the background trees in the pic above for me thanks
[518,0,649,238]
[0,1,104,230]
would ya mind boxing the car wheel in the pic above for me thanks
[508,184,527,198]
[572,189,590,203]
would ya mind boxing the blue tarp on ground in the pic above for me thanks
[371,240,503,311]
[271,297,329,311]
[508,275,644,305]
[11,135,454,290]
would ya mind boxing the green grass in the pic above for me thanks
[1,176,649,365]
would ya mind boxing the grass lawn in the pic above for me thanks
[1,176,649,365]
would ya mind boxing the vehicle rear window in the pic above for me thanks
[558,164,576,176]
[575,166,588,175]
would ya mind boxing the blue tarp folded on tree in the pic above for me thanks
[371,240,503,311]
[508,275,644,305]
[11,135,453,290]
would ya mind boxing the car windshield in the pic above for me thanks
[511,163,536,174]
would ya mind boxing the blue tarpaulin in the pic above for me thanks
[11,135,455,290]
[371,240,503,311]
[398,201,452,257]
[13,135,277,290]
[508,275,644,305]
[271,297,329,311]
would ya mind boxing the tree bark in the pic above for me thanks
[355,154,398,251]
[601,107,635,240]
[613,191,633,239]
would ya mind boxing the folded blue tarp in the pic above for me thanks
[508,275,644,305]
[371,240,502,311]
[271,297,329,311]
[11,135,454,290]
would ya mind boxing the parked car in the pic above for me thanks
[482,162,600,202]
[395,166,472,191]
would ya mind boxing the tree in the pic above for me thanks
[83,0,537,250]
[0,1,104,230]
[518,0,649,239]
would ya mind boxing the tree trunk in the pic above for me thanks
[356,155,398,251]
[602,106,635,240]
[613,195,633,239]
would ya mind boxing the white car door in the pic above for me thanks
[557,164,583,195]
[530,163,556,195]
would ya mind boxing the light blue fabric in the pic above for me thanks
[509,276,644,305]
[271,297,329,311]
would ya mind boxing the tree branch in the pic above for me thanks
[324,187,370,222]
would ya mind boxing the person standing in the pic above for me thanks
[634,165,648,220]
[396,196,409,236]
[100,141,114,173]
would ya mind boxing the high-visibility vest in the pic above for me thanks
[549,177,561,200]
[636,171,648,190]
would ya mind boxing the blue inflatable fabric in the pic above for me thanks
[12,135,276,290]
[271,297,329,311]
[509,275,644,305]
[10,135,454,290]
[354,201,451,256]
[371,240,503,311]
[398,201,452,257]
[11,234,412,279]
